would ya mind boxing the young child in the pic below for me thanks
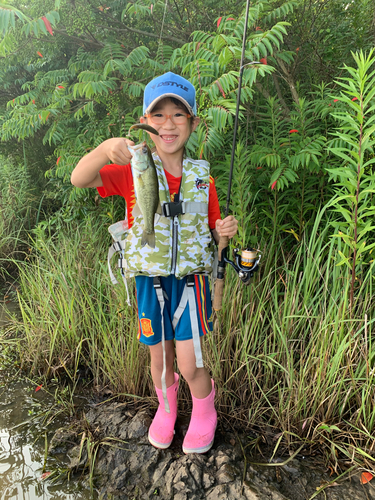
[71,72,238,454]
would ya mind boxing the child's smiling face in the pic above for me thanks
[141,98,199,159]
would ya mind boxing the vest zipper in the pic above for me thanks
[171,216,179,274]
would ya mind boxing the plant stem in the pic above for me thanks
[350,96,363,310]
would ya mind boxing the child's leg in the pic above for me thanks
[175,338,211,398]
[149,339,175,388]
[176,338,217,454]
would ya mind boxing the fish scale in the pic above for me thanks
[128,124,161,249]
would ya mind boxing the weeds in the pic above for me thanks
[1,50,375,477]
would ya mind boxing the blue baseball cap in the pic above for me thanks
[143,72,197,116]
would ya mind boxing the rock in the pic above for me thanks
[126,410,151,441]
[206,484,229,499]
[215,450,231,468]
[203,471,215,489]
[216,463,238,484]
[108,464,129,491]
[190,462,202,488]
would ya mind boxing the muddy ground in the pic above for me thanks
[49,401,375,500]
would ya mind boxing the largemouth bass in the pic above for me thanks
[127,123,161,249]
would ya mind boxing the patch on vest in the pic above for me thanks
[195,177,209,190]
[140,318,154,337]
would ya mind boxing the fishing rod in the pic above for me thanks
[213,0,262,311]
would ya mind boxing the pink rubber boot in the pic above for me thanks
[148,373,179,449]
[182,379,217,454]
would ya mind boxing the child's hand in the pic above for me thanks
[103,138,135,165]
[215,216,238,239]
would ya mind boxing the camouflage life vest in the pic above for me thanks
[123,153,215,278]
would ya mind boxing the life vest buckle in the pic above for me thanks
[162,201,184,218]
[153,277,162,288]
[186,275,195,287]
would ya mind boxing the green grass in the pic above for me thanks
[2,208,375,473]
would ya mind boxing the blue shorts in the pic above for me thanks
[135,275,213,345]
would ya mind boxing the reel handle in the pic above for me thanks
[213,235,229,311]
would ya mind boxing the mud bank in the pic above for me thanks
[49,402,375,500]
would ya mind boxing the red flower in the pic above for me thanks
[57,85,64,89]
[296,47,300,52]
[217,16,223,28]
[256,167,262,170]
[289,129,298,133]
[32,99,35,104]
[37,51,43,58]
[35,384,42,392]
[352,97,358,101]
[333,99,339,102]
[42,17,53,36]
[56,156,61,165]
[271,181,277,190]
[226,17,235,21]
[260,57,267,65]
[255,26,262,31]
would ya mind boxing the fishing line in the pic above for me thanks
[153,0,168,77]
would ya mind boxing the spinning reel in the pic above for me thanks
[218,247,261,286]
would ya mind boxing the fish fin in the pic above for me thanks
[132,202,141,217]
[137,175,145,188]
[156,201,162,215]
[141,230,155,249]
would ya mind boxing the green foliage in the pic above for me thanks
[0,155,38,269]
[326,50,375,308]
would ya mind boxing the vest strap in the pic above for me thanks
[162,201,208,217]
[182,201,208,214]
[172,276,204,369]
[107,243,131,306]
[153,277,170,414]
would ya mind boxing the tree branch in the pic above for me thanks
[276,57,299,105]
[272,74,290,116]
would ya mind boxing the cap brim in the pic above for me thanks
[144,93,195,116]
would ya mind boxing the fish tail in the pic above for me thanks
[141,230,155,249]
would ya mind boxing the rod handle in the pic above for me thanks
[213,235,229,311]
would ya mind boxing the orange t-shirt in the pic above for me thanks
[97,163,221,229]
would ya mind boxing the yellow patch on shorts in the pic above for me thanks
[140,318,154,337]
